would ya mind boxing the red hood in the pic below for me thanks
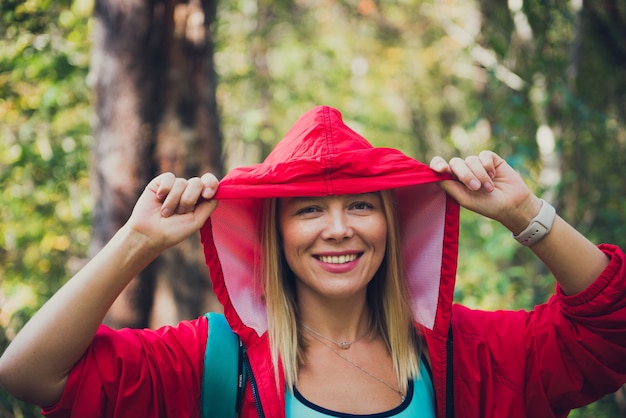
[200,105,459,347]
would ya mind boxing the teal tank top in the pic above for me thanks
[285,358,435,417]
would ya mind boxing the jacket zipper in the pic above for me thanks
[446,324,455,418]
[236,339,246,414]
[243,351,266,418]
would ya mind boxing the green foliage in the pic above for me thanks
[0,1,93,415]
[1,0,625,416]
[454,210,555,311]
[568,394,622,418]
[215,1,481,160]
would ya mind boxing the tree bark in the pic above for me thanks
[90,0,222,330]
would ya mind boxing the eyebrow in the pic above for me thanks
[278,196,320,206]
[283,193,377,202]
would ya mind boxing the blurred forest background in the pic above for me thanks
[1,0,625,416]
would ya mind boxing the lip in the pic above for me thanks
[313,251,363,273]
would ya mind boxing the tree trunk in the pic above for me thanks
[90,0,222,330]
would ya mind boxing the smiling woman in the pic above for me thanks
[0,106,625,418]
[270,191,420,410]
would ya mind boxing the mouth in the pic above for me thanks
[315,253,361,264]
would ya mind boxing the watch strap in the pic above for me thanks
[513,199,556,246]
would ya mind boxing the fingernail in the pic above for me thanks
[483,182,494,192]
[469,179,480,190]
[161,208,172,217]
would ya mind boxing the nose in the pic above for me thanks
[321,209,354,241]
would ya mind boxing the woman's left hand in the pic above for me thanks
[431,150,610,296]
[430,151,541,233]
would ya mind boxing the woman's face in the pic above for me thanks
[278,193,387,301]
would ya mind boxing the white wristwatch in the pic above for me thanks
[513,199,556,246]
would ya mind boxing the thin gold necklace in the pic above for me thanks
[301,323,368,350]
[304,330,406,402]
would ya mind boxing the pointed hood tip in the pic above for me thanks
[215,105,451,199]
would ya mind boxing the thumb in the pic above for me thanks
[193,199,219,228]
[429,156,451,174]
[437,179,468,202]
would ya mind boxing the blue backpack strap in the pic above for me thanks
[201,313,245,418]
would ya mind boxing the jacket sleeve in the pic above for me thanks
[525,244,626,415]
[41,317,208,418]
[452,244,626,418]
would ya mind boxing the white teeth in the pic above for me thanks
[319,254,358,264]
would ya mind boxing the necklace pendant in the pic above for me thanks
[339,341,350,349]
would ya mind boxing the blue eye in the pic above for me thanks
[352,201,372,210]
[297,206,319,215]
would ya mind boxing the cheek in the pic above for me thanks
[369,217,388,250]
[281,234,310,281]
[280,221,300,252]
[279,220,310,268]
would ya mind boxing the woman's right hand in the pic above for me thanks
[0,172,219,407]
[127,172,219,252]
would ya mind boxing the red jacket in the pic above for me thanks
[44,106,626,417]
[202,106,626,417]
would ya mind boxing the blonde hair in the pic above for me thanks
[262,190,421,392]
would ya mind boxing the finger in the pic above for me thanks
[160,178,188,217]
[153,172,176,201]
[478,150,498,179]
[176,177,204,214]
[464,155,494,192]
[429,156,450,173]
[200,173,219,199]
[447,157,483,191]
[436,178,474,207]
